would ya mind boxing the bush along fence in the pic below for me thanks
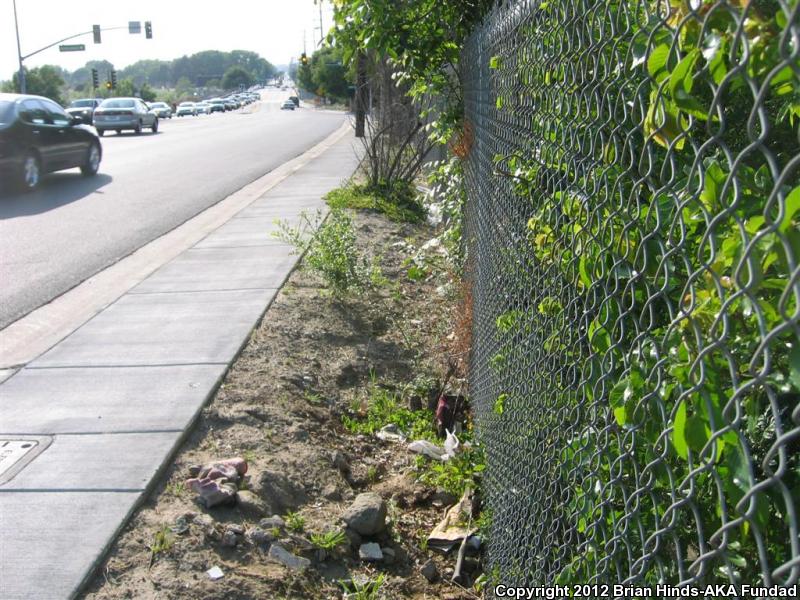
[459,0,800,592]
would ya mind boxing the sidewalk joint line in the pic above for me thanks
[0,488,145,493]
[0,429,183,436]
[127,286,279,296]
[25,362,229,370]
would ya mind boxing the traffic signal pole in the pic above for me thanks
[12,0,26,93]
[9,16,151,95]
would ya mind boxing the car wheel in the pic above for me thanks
[134,121,142,135]
[18,151,41,192]
[116,129,122,134]
[80,142,101,176]
[151,119,159,133]
[97,129,105,137]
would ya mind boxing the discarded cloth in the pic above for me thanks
[186,457,248,508]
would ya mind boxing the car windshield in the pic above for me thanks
[100,99,135,108]
[0,100,14,125]
[179,103,193,107]
[70,100,96,108]
[150,103,166,108]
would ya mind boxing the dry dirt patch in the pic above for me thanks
[83,211,477,600]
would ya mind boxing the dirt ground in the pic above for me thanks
[82,209,479,600]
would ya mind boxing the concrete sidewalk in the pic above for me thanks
[0,128,359,599]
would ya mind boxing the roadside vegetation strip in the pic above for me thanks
[84,181,487,599]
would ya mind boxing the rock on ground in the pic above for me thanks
[342,492,387,536]
[359,542,383,562]
[268,544,311,571]
[421,559,439,582]
[255,470,307,512]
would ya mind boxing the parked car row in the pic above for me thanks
[1,90,263,193]
[175,92,260,117]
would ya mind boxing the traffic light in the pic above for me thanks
[91,68,99,89]
[144,21,153,39]
[105,81,112,90]
[93,25,101,44]
[110,70,117,89]
[300,52,308,65]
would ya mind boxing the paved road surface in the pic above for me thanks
[0,89,346,329]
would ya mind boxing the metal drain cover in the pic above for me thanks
[0,436,52,485]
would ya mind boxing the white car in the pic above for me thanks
[195,102,211,115]
[281,100,296,110]
[148,102,172,119]
[175,102,197,117]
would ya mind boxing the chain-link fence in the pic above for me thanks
[461,0,799,592]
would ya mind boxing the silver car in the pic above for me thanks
[93,98,158,136]
[148,101,172,119]
[175,102,197,117]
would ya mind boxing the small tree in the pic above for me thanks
[2,65,66,104]
[221,66,253,90]
[139,83,157,102]
[112,79,135,98]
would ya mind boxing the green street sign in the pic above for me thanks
[59,44,86,52]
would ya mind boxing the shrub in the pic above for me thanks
[274,208,382,298]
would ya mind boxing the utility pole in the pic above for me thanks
[12,0,26,93]
[355,51,367,138]
[318,0,324,46]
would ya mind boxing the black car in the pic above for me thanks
[0,93,102,192]
[65,98,102,124]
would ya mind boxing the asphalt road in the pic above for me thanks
[0,89,347,329]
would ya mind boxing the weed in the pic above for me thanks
[342,385,436,442]
[241,449,257,465]
[366,465,379,483]
[285,511,305,533]
[273,208,382,298]
[164,481,186,498]
[418,446,486,497]
[303,390,325,405]
[325,182,425,223]
[339,573,386,600]
[148,525,174,566]
[310,529,347,551]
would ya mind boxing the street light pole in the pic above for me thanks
[318,0,324,45]
[12,0,26,93]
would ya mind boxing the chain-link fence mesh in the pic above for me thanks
[461,0,800,592]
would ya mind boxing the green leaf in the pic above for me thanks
[589,319,610,353]
[668,49,707,118]
[685,415,709,453]
[494,393,507,416]
[780,185,800,233]
[647,44,670,81]
[700,160,727,208]
[789,343,800,392]
[644,91,686,150]
[609,378,628,410]
[489,55,502,70]
[673,400,688,459]
[579,255,593,288]
[613,406,628,427]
